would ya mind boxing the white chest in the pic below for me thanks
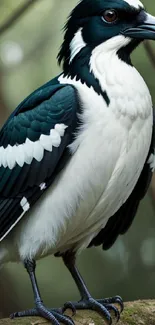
[57,57,153,247]
[16,70,152,257]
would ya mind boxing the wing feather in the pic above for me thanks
[0,79,80,241]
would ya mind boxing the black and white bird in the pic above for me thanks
[0,0,155,323]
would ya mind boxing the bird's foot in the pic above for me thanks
[10,305,74,325]
[63,295,123,325]
[97,296,124,313]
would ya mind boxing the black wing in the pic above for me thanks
[89,113,155,250]
[0,77,80,241]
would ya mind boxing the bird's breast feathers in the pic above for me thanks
[54,48,152,252]
[16,53,153,259]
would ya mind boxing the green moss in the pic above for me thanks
[1,300,155,325]
[121,308,136,325]
[120,301,155,325]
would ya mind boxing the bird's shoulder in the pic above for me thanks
[0,75,79,148]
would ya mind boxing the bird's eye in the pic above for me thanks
[102,9,118,23]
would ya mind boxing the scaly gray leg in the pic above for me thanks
[62,252,124,325]
[10,259,74,325]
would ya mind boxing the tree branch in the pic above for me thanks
[144,41,155,69]
[143,41,155,207]
[0,0,41,35]
[149,173,155,211]
[1,300,155,325]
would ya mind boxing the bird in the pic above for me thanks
[0,0,155,324]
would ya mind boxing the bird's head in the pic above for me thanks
[58,0,155,71]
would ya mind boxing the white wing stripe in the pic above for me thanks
[50,129,61,147]
[40,134,53,152]
[0,123,67,170]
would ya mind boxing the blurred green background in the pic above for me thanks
[0,0,155,319]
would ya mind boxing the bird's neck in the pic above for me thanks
[89,40,133,90]
[89,40,152,120]
[63,46,110,106]
[60,37,152,120]
[62,36,136,106]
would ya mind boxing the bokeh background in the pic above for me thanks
[0,0,155,319]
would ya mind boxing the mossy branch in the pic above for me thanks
[1,300,155,325]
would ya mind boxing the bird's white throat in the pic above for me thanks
[89,35,152,120]
[68,33,152,120]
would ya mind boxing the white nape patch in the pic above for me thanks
[69,28,86,63]
[20,197,30,212]
[124,0,144,9]
[0,123,67,170]
[148,152,155,172]
[39,183,46,191]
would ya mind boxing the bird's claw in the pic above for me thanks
[63,301,77,316]
[63,297,123,324]
[105,304,120,322]
[10,306,74,325]
[10,293,123,325]
[97,295,124,313]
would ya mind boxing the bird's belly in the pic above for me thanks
[57,115,152,253]
[54,70,153,252]
[14,109,152,260]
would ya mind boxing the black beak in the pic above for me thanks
[122,13,155,40]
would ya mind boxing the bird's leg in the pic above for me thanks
[62,252,123,324]
[10,259,74,325]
